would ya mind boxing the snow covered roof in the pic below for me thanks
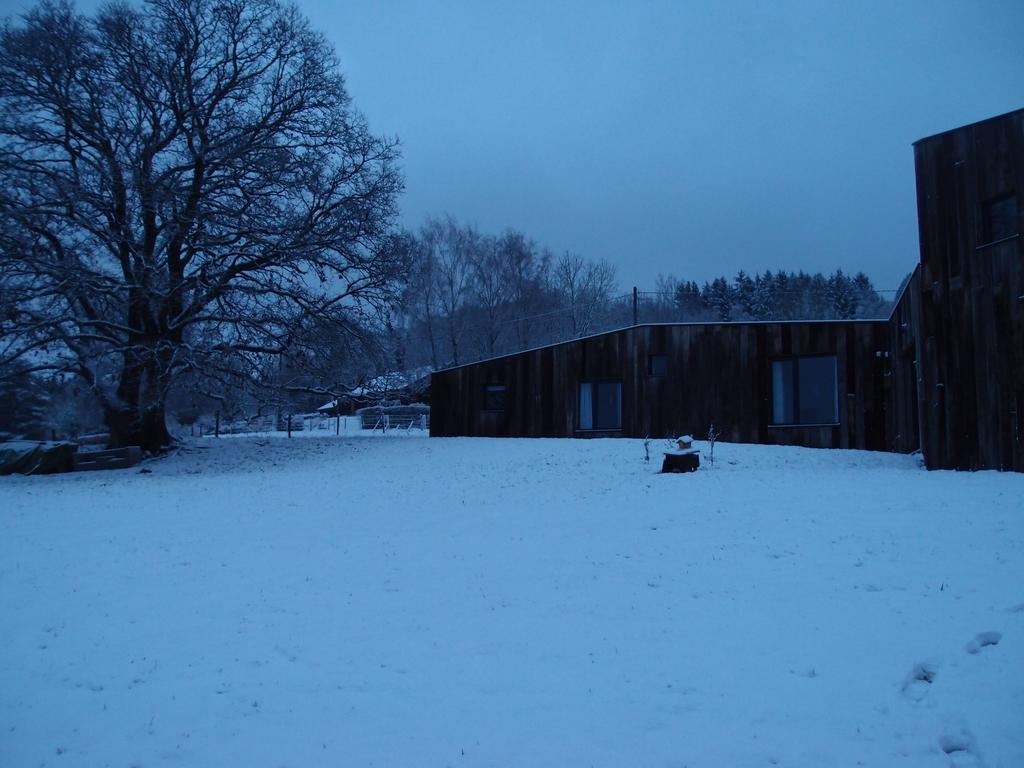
[348,367,432,397]
[316,367,433,410]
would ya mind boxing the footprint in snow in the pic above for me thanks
[964,631,1001,655]
[939,730,983,768]
[901,662,937,701]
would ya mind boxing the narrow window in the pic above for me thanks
[482,384,506,411]
[579,381,622,430]
[981,193,1018,244]
[771,355,838,426]
[772,360,795,425]
[647,354,668,376]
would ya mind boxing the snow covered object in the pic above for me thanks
[662,435,700,472]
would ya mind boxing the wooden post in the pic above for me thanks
[287,414,292,438]
[632,286,639,325]
[336,414,340,435]
[215,410,220,438]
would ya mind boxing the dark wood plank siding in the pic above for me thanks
[431,320,890,451]
[913,109,1024,471]
[886,266,923,454]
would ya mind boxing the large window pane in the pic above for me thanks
[579,381,621,430]
[595,382,622,429]
[771,355,838,426]
[797,356,838,424]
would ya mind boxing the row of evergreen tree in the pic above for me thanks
[647,269,892,324]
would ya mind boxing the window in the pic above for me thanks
[981,193,1018,244]
[647,354,668,376]
[482,384,506,411]
[579,381,622,430]
[771,356,838,426]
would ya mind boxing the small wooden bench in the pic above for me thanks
[76,433,110,448]
[73,446,143,472]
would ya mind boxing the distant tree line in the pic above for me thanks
[386,215,895,372]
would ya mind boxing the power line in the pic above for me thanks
[633,287,902,297]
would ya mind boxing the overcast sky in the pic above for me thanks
[4,0,1022,293]
[305,0,1023,294]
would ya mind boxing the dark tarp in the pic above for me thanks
[0,441,76,475]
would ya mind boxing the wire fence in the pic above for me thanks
[199,412,430,437]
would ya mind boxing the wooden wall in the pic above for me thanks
[886,265,923,455]
[913,108,1024,471]
[431,321,891,451]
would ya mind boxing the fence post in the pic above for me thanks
[215,410,220,438]
[287,414,292,438]
[633,286,639,325]
[336,414,340,435]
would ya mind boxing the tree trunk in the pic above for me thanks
[426,320,439,370]
[104,346,174,452]
[105,403,173,452]
[448,319,460,366]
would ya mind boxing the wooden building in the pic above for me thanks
[431,320,890,450]
[894,108,1023,471]
[431,108,1024,472]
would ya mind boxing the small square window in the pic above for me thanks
[981,193,1018,244]
[482,384,505,411]
[647,354,668,377]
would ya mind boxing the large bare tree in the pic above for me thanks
[497,230,549,351]
[428,216,474,366]
[0,0,403,449]
[554,251,617,338]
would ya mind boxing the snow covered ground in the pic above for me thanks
[1,435,1022,767]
